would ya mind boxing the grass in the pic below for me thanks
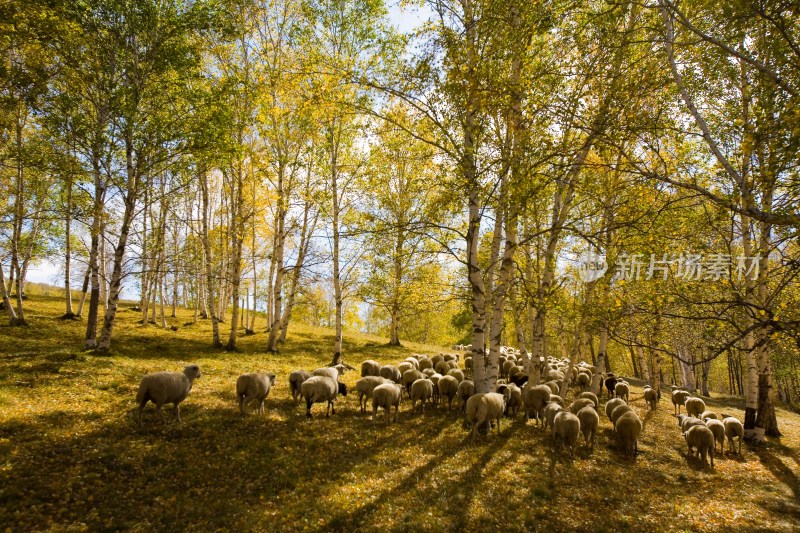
[1,292,800,532]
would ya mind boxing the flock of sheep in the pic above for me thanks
[671,389,745,467]
[133,349,746,466]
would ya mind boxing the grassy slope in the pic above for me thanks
[0,294,799,532]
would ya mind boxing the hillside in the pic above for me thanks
[1,293,799,532]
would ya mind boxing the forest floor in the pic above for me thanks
[1,291,799,532]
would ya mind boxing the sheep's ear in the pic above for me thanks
[269,374,276,385]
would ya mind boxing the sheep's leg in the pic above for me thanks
[174,403,181,422]
[306,399,313,418]
[393,403,398,423]
[137,401,147,427]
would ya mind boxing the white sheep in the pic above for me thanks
[447,368,465,383]
[543,402,564,432]
[397,361,414,376]
[360,359,381,377]
[300,376,348,418]
[379,364,402,384]
[402,369,425,396]
[568,398,595,415]
[610,404,634,430]
[615,410,642,458]
[705,418,725,454]
[236,373,276,415]
[438,375,460,410]
[523,385,551,426]
[614,382,630,402]
[312,365,345,382]
[136,364,201,426]
[457,380,475,412]
[355,376,389,414]
[552,411,581,459]
[604,398,626,420]
[684,424,715,468]
[684,397,706,418]
[503,383,523,418]
[372,383,403,426]
[723,416,744,454]
[465,392,506,438]
[577,391,598,408]
[644,388,658,410]
[577,405,599,451]
[418,358,433,371]
[677,414,705,433]
[289,370,312,404]
[700,410,718,420]
[410,378,434,413]
[671,389,690,415]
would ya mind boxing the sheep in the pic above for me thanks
[568,398,595,415]
[615,411,642,458]
[543,402,564,432]
[614,382,630,402]
[301,376,348,418]
[236,372,276,415]
[397,361,414,376]
[605,398,626,420]
[444,353,459,363]
[723,416,744,454]
[431,354,445,367]
[447,368,465,383]
[523,385,552,426]
[410,378,434,413]
[312,365,345,382]
[498,383,523,418]
[402,369,425,396]
[361,360,382,377]
[447,360,458,370]
[700,410,719,420]
[677,414,705,433]
[438,375,460,410]
[355,376,390,414]
[379,365,402,384]
[548,395,565,407]
[457,380,475,412]
[577,391,599,409]
[684,397,706,418]
[644,387,658,410]
[430,361,446,376]
[502,360,516,380]
[372,383,403,426]
[577,405,599,451]
[610,404,634,429]
[576,372,591,391]
[136,364,201,426]
[418,358,433,371]
[705,418,725,454]
[552,411,581,459]
[684,424,715,468]
[289,370,312,404]
[604,374,617,398]
[544,381,560,395]
[464,356,473,373]
[404,357,420,370]
[671,389,690,415]
[428,373,443,406]
[465,392,506,438]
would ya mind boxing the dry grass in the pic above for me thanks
[1,292,799,532]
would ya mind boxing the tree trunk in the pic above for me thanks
[0,262,19,323]
[76,264,90,318]
[95,136,140,353]
[266,165,287,352]
[84,162,105,349]
[200,168,222,348]
[63,170,75,318]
